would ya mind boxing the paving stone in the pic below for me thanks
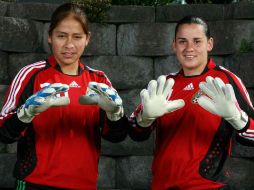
[116,156,153,189]
[156,4,224,22]
[0,51,9,84]
[8,53,47,81]
[118,23,175,56]
[0,153,16,188]
[0,85,9,110]
[101,134,155,157]
[0,17,43,53]
[0,1,8,16]
[225,2,254,20]
[98,156,116,189]
[107,5,154,23]
[83,56,153,89]
[8,2,58,21]
[225,53,254,88]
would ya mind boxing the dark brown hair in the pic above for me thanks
[48,3,89,36]
[175,16,211,39]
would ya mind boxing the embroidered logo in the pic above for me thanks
[69,81,80,88]
[183,83,194,91]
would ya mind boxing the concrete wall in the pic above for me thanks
[0,1,254,189]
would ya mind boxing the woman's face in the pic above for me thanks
[48,15,90,67]
[172,23,213,76]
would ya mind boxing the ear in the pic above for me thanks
[172,39,176,52]
[48,35,52,44]
[85,32,91,46]
[207,37,213,52]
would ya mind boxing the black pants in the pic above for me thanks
[15,180,66,190]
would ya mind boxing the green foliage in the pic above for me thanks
[68,0,112,22]
[111,0,234,4]
[185,0,233,3]
[239,39,254,53]
[186,0,212,3]
[111,0,174,6]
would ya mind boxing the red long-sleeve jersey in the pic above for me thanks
[0,55,127,190]
[129,59,254,190]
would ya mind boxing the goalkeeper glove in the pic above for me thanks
[79,82,124,121]
[137,75,185,127]
[197,76,248,130]
[17,83,70,123]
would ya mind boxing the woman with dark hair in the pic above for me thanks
[129,16,254,190]
[0,3,127,190]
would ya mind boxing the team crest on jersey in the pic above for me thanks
[192,90,204,104]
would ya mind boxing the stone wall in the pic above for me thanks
[0,1,254,189]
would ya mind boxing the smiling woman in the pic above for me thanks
[172,23,213,76]
[0,3,128,190]
[128,16,254,190]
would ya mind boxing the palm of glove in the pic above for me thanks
[197,76,240,120]
[18,83,70,123]
[140,75,185,121]
[142,94,172,119]
[79,82,123,121]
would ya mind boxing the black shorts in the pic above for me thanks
[15,180,67,190]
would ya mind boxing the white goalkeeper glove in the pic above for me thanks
[79,82,124,121]
[17,83,70,123]
[197,76,248,130]
[137,75,185,127]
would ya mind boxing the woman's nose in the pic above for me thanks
[65,37,74,48]
[186,42,194,51]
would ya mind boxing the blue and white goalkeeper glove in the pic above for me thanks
[197,76,248,130]
[17,83,70,123]
[79,82,124,121]
[137,75,185,127]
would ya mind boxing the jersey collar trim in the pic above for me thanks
[179,58,216,78]
[47,55,85,75]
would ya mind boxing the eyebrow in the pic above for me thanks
[55,31,83,35]
[176,37,202,40]
[176,37,186,40]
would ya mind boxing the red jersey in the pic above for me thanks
[129,59,254,190]
[0,55,127,189]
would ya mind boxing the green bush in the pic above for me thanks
[239,39,254,53]
[68,0,111,22]
[186,0,233,3]
[111,0,174,6]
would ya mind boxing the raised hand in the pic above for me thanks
[137,75,185,127]
[17,83,70,123]
[79,82,123,121]
[197,76,248,130]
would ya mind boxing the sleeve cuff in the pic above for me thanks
[5,113,31,134]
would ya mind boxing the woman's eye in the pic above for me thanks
[74,36,82,39]
[195,40,201,44]
[57,35,65,38]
